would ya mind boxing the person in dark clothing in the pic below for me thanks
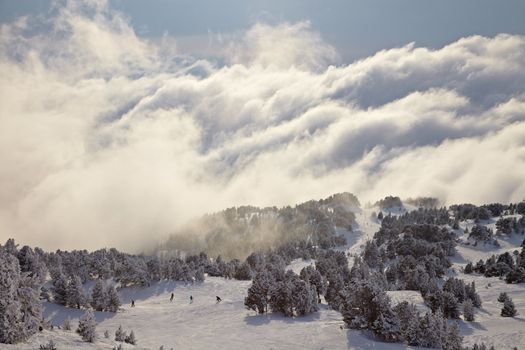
[170,293,174,302]
[190,295,193,303]
[216,296,222,303]
[131,299,135,307]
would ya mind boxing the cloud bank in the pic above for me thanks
[1,1,524,251]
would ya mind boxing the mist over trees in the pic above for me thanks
[158,193,359,260]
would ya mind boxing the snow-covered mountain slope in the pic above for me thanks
[3,206,525,350]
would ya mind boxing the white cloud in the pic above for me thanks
[0,1,524,251]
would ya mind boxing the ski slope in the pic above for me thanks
[3,208,525,349]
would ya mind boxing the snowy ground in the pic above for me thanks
[452,225,525,349]
[3,209,525,349]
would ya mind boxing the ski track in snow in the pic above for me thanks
[3,209,525,349]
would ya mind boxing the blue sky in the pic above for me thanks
[2,0,525,61]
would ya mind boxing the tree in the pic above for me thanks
[416,312,443,348]
[393,302,419,345]
[292,279,318,316]
[442,292,460,319]
[300,266,326,303]
[269,272,296,317]
[245,270,273,314]
[115,325,126,342]
[125,330,137,345]
[90,280,107,311]
[67,276,87,309]
[497,292,508,303]
[106,286,121,312]
[0,249,25,343]
[52,273,68,305]
[76,311,96,342]
[464,262,473,274]
[501,298,517,317]
[442,322,463,350]
[463,299,475,321]
[17,274,43,337]
[466,281,482,307]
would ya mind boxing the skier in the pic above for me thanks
[216,296,222,303]
[190,295,193,303]
[131,299,135,307]
[170,293,174,302]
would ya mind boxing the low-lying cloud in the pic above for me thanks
[1,0,524,251]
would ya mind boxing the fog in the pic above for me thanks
[1,1,524,252]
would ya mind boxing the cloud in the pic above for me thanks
[0,1,524,251]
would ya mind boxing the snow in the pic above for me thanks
[387,291,430,314]
[4,212,525,349]
[286,259,315,274]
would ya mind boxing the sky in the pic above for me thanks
[0,0,524,251]
[2,0,525,62]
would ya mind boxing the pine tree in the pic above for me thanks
[501,297,517,317]
[104,330,110,338]
[464,262,473,274]
[67,276,87,309]
[17,274,43,337]
[393,302,419,345]
[497,292,508,303]
[442,322,463,350]
[76,311,97,342]
[115,325,126,341]
[269,273,295,317]
[90,280,108,311]
[416,312,443,348]
[125,330,137,345]
[245,270,273,314]
[106,286,121,312]
[463,299,475,321]
[293,279,318,316]
[466,281,482,307]
[0,249,25,344]
[442,291,460,319]
[52,274,68,306]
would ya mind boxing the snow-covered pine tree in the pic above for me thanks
[442,291,460,319]
[497,292,508,302]
[125,330,137,345]
[17,274,43,338]
[67,276,87,309]
[76,310,97,342]
[393,301,419,345]
[292,279,318,316]
[501,297,517,317]
[442,322,463,350]
[115,325,126,341]
[371,308,402,342]
[52,273,68,306]
[299,266,326,303]
[104,330,110,338]
[0,249,25,344]
[463,299,475,321]
[269,272,295,317]
[466,281,482,307]
[245,270,273,314]
[90,280,108,311]
[415,312,443,348]
[106,286,121,312]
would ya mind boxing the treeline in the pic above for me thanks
[451,202,525,222]
[159,192,359,260]
[465,240,525,283]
